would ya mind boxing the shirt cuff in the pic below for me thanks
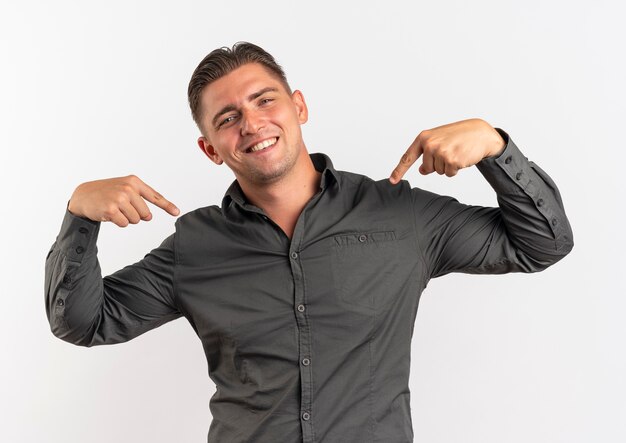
[476,128,532,195]
[476,128,567,243]
[56,204,101,263]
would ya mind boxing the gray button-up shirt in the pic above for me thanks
[45,129,573,442]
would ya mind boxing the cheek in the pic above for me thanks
[272,107,300,129]
[215,131,239,151]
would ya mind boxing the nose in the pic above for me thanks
[240,108,265,135]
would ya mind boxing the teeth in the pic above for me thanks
[249,137,277,152]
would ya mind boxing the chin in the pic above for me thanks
[249,152,299,184]
[249,163,291,184]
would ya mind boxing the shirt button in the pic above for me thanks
[302,412,311,421]
[515,172,522,180]
[75,246,85,254]
[56,299,65,307]
[297,304,306,312]
[291,252,298,260]
[63,275,72,284]
[358,234,367,243]
[302,358,311,366]
[505,156,512,164]
[79,227,89,234]
[551,218,558,226]
[537,198,544,207]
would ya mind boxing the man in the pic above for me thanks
[45,42,573,442]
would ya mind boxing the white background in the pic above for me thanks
[1,1,624,442]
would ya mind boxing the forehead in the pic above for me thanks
[200,63,285,113]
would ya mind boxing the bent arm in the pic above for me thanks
[45,209,182,347]
[412,129,574,279]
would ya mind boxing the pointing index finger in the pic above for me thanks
[138,181,180,216]
[389,137,423,184]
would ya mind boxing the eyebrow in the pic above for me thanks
[211,86,279,127]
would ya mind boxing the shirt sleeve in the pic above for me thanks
[411,128,574,279]
[44,207,182,347]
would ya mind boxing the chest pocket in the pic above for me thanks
[331,230,399,311]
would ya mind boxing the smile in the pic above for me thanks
[246,137,278,153]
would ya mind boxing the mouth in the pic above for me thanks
[245,137,279,153]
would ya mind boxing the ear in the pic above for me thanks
[291,90,308,124]
[197,136,224,165]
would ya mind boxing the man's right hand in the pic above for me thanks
[67,175,180,227]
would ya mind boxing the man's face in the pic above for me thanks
[197,63,308,186]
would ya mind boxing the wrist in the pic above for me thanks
[484,128,507,159]
[67,199,87,219]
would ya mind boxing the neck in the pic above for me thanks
[238,152,321,239]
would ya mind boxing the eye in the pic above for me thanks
[259,98,273,105]
[219,115,237,127]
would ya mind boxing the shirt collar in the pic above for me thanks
[311,152,341,191]
[222,152,341,210]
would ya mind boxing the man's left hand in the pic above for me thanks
[389,118,506,183]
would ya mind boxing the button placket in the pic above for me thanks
[292,245,313,440]
[288,219,317,442]
[287,187,328,443]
